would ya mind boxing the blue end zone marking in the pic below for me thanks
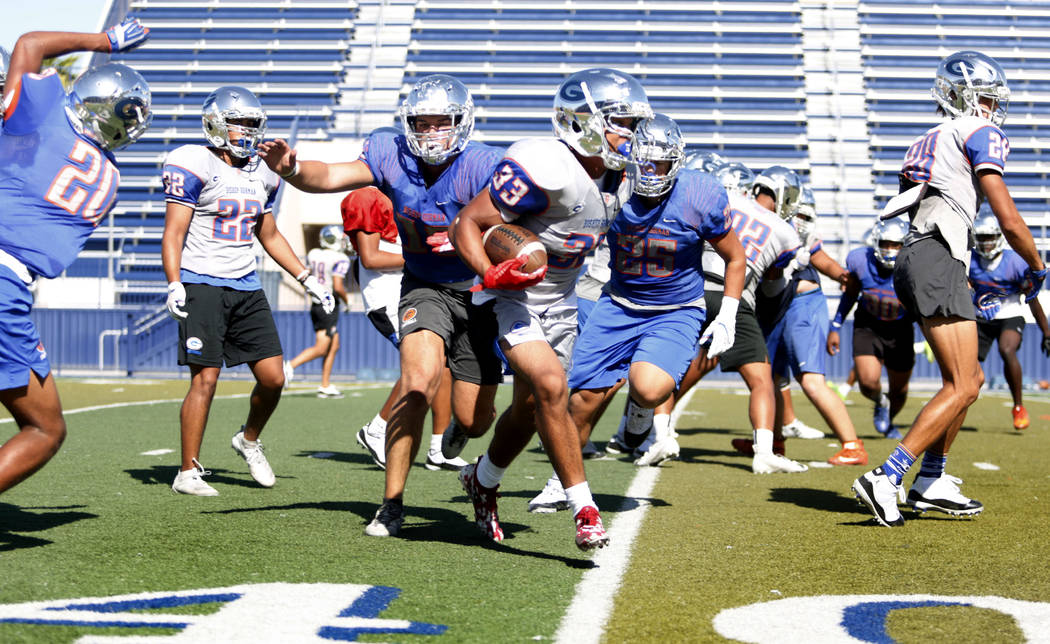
[842,600,970,643]
[338,586,401,617]
[318,623,448,641]
[0,618,188,629]
[46,592,241,613]
[326,585,447,640]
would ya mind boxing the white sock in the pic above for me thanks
[878,393,890,408]
[565,481,596,518]
[753,428,774,455]
[624,397,654,438]
[653,413,671,442]
[369,414,387,434]
[429,432,442,454]
[476,453,506,489]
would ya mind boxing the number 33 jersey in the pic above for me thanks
[487,138,634,309]
[0,69,120,280]
[162,145,280,280]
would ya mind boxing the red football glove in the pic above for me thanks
[470,256,547,292]
[426,231,455,254]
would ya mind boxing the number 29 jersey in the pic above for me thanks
[162,145,281,284]
[0,70,120,279]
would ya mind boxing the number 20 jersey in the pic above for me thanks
[162,145,280,281]
[0,70,120,279]
[487,138,634,310]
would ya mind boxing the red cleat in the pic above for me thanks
[459,463,503,542]
[574,506,609,551]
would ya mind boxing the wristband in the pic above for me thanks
[296,269,310,283]
[280,162,300,179]
[831,321,842,329]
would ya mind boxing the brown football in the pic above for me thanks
[482,224,547,273]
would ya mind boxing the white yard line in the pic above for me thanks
[554,386,700,644]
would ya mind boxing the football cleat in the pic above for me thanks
[528,476,568,513]
[356,423,386,470]
[231,430,276,488]
[581,440,604,460]
[633,436,680,467]
[574,506,610,551]
[852,467,905,527]
[171,458,218,496]
[424,449,468,472]
[441,423,469,459]
[782,419,824,439]
[1012,405,1029,430]
[317,384,343,399]
[364,500,405,537]
[282,360,294,388]
[731,438,785,457]
[605,433,629,456]
[828,440,868,466]
[459,463,503,542]
[752,452,808,474]
[907,474,983,517]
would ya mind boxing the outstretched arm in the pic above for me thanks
[257,140,375,194]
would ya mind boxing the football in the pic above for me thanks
[482,224,547,273]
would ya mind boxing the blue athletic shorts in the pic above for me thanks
[577,295,598,333]
[766,287,828,380]
[0,267,50,390]
[568,294,705,391]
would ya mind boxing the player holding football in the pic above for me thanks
[449,68,653,550]
[853,51,1047,526]
[260,75,504,536]
[0,22,150,494]
[967,211,1050,430]
[163,86,332,496]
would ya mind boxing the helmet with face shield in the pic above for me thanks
[631,114,685,198]
[973,210,1004,260]
[872,218,909,268]
[398,74,475,166]
[202,85,267,158]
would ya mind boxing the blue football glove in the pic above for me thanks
[1021,266,1048,303]
[106,18,150,53]
[976,292,1001,321]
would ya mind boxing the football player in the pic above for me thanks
[449,67,653,550]
[528,113,747,513]
[340,186,462,473]
[827,218,915,440]
[260,75,504,536]
[968,211,1050,430]
[0,23,150,494]
[853,51,1046,526]
[163,86,332,496]
[284,225,352,398]
[755,172,869,468]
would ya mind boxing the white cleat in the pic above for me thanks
[424,449,468,471]
[171,458,218,496]
[356,423,386,470]
[528,476,568,513]
[907,473,983,517]
[231,429,276,488]
[752,452,809,474]
[781,419,824,439]
[317,384,343,398]
[633,437,680,467]
[282,360,294,389]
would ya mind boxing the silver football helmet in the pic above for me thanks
[684,150,727,174]
[933,50,1010,127]
[751,165,802,220]
[319,224,346,251]
[631,113,685,197]
[973,210,1004,259]
[862,226,876,248]
[0,46,10,95]
[873,218,909,268]
[793,185,817,237]
[553,67,652,171]
[716,162,755,196]
[202,86,267,158]
[65,63,152,151]
[398,74,474,165]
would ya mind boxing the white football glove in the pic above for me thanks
[700,296,738,359]
[166,281,188,320]
[302,275,336,314]
[106,18,150,53]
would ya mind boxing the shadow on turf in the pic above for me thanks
[292,450,388,468]
[124,465,288,489]
[0,503,98,551]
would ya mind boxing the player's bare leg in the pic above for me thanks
[0,373,66,493]
[179,365,220,468]
[854,354,885,406]
[320,332,339,389]
[289,329,332,373]
[243,355,284,442]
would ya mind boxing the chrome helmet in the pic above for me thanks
[398,74,474,165]
[631,113,685,197]
[873,218,909,268]
[751,165,803,220]
[202,86,267,158]
[716,161,755,196]
[862,225,877,248]
[933,50,1010,127]
[319,224,346,251]
[684,150,727,174]
[553,67,652,171]
[973,210,1004,259]
[65,63,152,151]
[793,185,817,237]
[0,46,10,95]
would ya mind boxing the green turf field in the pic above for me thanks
[0,378,1048,642]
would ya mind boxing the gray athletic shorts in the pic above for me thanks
[493,297,577,371]
[894,235,975,321]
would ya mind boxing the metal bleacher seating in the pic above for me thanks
[77,0,357,304]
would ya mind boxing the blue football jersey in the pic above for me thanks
[0,70,119,279]
[969,249,1027,299]
[360,130,502,284]
[607,170,731,308]
[846,247,907,322]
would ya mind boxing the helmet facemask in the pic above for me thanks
[631,114,685,197]
[399,74,474,166]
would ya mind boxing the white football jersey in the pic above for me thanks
[902,115,1009,262]
[575,237,611,302]
[355,237,404,314]
[485,138,634,310]
[702,192,802,308]
[162,145,281,279]
[306,247,350,303]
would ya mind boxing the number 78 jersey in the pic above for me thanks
[162,145,280,279]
